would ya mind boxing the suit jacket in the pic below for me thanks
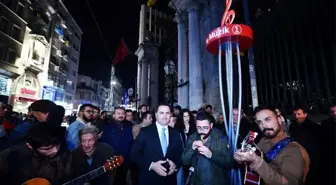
[130,123,183,185]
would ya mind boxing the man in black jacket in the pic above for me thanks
[289,107,321,185]
[71,125,116,185]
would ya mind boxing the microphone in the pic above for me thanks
[184,167,194,185]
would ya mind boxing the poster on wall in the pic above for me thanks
[0,77,9,96]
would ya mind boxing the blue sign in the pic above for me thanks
[42,86,56,101]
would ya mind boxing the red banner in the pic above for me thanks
[112,39,129,65]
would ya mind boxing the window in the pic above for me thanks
[72,70,76,76]
[71,56,77,64]
[32,51,40,61]
[63,49,68,55]
[0,17,10,34]
[4,0,12,8]
[11,24,22,42]
[0,45,6,61]
[17,74,37,88]
[74,32,80,40]
[16,2,24,18]
[73,44,79,52]
[6,49,16,63]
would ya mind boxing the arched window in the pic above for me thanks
[17,74,38,88]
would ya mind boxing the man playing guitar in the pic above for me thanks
[0,124,72,185]
[234,106,309,185]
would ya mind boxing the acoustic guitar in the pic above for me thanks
[22,155,124,185]
[241,131,262,185]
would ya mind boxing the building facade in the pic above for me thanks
[0,0,82,113]
[170,0,225,111]
[251,0,335,114]
[74,73,123,113]
[36,0,82,114]
[172,0,335,115]
[136,4,175,108]
[74,74,109,112]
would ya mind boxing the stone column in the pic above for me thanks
[136,61,142,104]
[150,54,159,107]
[210,0,224,112]
[147,62,151,98]
[201,8,216,108]
[140,60,148,105]
[187,2,203,110]
[175,13,189,109]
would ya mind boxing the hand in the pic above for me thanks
[150,160,167,176]
[197,146,212,158]
[167,159,177,175]
[234,149,258,163]
[192,140,204,150]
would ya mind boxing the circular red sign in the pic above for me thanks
[206,24,253,55]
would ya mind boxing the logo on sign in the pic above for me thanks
[20,88,36,96]
[232,25,242,34]
[221,0,235,26]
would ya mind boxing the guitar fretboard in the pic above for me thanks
[62,166,106,185]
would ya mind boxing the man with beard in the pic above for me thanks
[181,111,234,185]
[0,124,72,185]
[234,106,309,185]
[100,107,133,185]
[71,125,115,185]
[66,104,94,151]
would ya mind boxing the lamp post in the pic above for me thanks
[164,60,176,106]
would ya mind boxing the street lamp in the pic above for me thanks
[164,60,176,106]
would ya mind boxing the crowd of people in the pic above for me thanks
[0,100,334,185]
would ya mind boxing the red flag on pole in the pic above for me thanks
[112,39,129,65]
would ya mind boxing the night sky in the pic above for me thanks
[63,0,148,89]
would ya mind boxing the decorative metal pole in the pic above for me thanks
[206,0,253,184]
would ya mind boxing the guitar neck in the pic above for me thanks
[63,166,106,185]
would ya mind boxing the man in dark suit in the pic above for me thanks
[131,103,183,185]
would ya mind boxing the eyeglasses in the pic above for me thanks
[196,126,210,130]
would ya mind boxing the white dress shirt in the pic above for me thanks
[149,122,169,170]
[156,122,169,144]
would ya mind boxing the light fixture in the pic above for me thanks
[164,60,175,75]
